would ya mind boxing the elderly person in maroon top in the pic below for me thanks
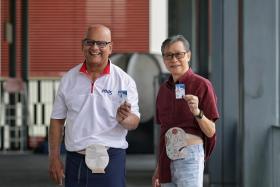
[152,35,219,187]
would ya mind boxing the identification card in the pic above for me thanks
[175,84,185,99]
[118,90,127,103]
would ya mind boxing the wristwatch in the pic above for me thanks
[195,110,204,119]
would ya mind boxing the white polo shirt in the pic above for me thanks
[51,61,140,151]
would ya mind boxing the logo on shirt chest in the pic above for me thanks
[102,89,112,95]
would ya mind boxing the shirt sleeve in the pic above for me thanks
[127,78,141,118]
[50,79,67,119]
[199,80,219,122]
[199,80,219,160]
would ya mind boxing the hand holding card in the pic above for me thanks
[117,90,131,123]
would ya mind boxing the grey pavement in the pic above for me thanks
[0,152,155,187]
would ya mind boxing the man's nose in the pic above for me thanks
[170,55,178,61]
[90,42,99,48]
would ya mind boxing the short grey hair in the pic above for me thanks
[161,35,190,55]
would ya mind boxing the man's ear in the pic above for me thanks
[186,51,192,66]
[187,51,191,59]
[109,42,113,54]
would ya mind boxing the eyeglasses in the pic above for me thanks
[82,39,111,48]
[163,52,187,61]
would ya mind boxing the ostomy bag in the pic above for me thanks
[165,127,188,160]
[85,144,109,173]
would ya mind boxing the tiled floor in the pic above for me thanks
[0,152,210,187]
[0,152,154,187]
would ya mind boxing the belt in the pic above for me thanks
[77,150,86,155]
[76,146,110,155]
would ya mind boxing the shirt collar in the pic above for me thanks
[166,68,194,88]
[79,60,111,76]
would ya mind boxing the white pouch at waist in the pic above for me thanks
[85,144,109,173]
[165,127,188,160]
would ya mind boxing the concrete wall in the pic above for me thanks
[210,0,280,186]
[210,0,239,186]
[242,0,280,186]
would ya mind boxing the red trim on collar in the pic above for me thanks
[79,62,88,74]
[103,62,110,74]
[79,61,111,75]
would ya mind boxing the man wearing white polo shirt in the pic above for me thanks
[48,24,140,187]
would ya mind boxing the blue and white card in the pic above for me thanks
[175,84,185,99]
[118,90,127,103]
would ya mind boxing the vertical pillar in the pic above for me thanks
[8,0,17,150]
[242,0,279,186]
[209,0,240,186]
[21,0,29,151]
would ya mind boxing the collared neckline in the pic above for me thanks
[166,68,194,88]
[79,60,111,77]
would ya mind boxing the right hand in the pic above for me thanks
[152,168,160,187]
[49,157,65,186]
[116,101,131,123]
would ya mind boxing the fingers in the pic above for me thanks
[123,101,131,110]
[117,102,131,122]
[183,94,199,114]
[49,168,65,185]
[184,94,198,106]
[118,102,131,115]
[152,177,160,187]
[184,94,197,101]
[59,173,65,186]
[50,169,64,185]
[49,159,65,185]
[154,179,160,187]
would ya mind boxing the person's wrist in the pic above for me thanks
[194,109,204,119]
[194,109,200,116]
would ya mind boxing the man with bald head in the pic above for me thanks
[48,24,140,187]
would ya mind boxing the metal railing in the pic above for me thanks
[0,78,60,151]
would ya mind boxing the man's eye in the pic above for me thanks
[84,40,93,45]
[96,42,106,46]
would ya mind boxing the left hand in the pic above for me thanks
[49,157,65,186]
[183,94,200,116]
[116,101,131,123]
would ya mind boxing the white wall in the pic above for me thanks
[149,0,168,54]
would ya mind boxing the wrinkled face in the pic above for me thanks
[162,41,191,79]
[82,27,112,68]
